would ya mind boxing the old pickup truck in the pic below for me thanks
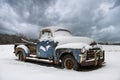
[14,26,105,70]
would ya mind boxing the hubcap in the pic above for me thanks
[65,58,74,69]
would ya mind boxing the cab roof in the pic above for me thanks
[41,26,70,33]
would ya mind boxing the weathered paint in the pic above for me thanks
[37,40,55,59]
[37,40,82,63]
[55,48,81,63]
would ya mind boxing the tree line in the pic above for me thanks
[0,34,37,44]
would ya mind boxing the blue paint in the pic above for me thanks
[55,49,81,63]
[72,49,81,62]
[37,40,55,59]
[36,41,81,63]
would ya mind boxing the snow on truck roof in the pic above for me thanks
[40,26,96,44]
[41,26,70,32]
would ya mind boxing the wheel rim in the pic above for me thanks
[64,58,74,69]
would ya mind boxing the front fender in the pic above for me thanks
[55,48,81,63]
[54,43,89,63]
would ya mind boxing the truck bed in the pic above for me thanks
[14,42,37,55]
[26,43,37,55]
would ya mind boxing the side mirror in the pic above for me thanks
[55,41,59,47]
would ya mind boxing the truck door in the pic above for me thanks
[37,30,55,59]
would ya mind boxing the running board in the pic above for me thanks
[26,55,53,63]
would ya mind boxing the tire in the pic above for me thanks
[62,55,79,70]
[18,51,26,62]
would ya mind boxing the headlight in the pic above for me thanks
[81,47,86,53]
[80,54,86,63]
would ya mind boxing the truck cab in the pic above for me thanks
[14,26,105,70]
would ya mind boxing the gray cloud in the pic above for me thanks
[0,0,120,42]
[111,0,120,9]
[0,0,55,38]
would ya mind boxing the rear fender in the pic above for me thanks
[15,45,30,56]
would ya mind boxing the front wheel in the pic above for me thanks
[62,55,79,70]
[18,52,26,61]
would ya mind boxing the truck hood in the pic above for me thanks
[56,42,102,51]
[55,36,102,50]
[56,42,91,50]
[54,36,95,45]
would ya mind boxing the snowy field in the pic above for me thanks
[0,45,120,80]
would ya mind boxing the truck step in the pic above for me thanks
[26,55,53,63]
[28,54,37,58]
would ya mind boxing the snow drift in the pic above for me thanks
[0,45,120,80]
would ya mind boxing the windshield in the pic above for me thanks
[54,29,72,37]
[90,41,97,46]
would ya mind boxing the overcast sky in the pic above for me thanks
[0,0,120,42]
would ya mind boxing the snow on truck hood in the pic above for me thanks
[56,42,91,50]
[55,36,96,50]
[54,36,95,45]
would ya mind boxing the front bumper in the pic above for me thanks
[80,58,104,66]
[80,50,105,66]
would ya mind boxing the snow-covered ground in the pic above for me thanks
[0,45,120,80]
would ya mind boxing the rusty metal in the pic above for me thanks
[94,51,97,66]
[81,49,104,66]
[80,59,104,66]
[15,48,23,56]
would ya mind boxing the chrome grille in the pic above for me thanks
[86,49,100,60]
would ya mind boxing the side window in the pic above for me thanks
[42,31,51,37]
[41,31,52,39]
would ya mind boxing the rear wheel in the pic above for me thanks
[18,52,26,61]
[62,55,79,70]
